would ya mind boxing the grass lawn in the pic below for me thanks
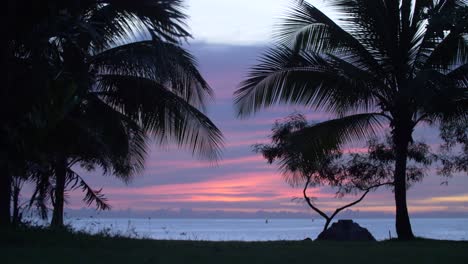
[1,227,467,264]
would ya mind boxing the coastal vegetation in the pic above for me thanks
[1,0,223,228]
[1,0,467,251]
[254,113,433,233]
[235,0,468,240]
[2,227,468,264]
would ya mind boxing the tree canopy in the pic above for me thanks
[254,113,433,232]
[235,0,467,240]
[2,0,223,227]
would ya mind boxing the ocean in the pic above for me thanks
[65,218,468,241]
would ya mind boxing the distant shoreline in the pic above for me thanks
[56,208,468,219]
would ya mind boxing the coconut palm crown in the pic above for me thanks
[2,0,224,226]
[234,0,467,240]
[45,0,224,226]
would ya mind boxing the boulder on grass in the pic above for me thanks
[316,220,376,241]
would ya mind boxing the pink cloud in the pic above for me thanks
[101,172,331,208]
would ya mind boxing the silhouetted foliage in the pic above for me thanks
[2,0,223,227]
[438,120,468,176]
[254,114,433,231]
[236,0,468,240]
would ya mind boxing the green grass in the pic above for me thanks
[1,227,467,264]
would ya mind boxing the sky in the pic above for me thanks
[64,0,468,218]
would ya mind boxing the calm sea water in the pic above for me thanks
[65,218,468,241]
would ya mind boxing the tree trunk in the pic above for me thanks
[323,218,332,232]
[0,167,12,226]
[393,128,415,240]
[51,157,67,228]
[12,183,20,226]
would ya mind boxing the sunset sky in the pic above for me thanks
[70,0,468,217]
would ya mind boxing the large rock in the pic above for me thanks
[316,220,376,241]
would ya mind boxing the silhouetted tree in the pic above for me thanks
[45,103,148,227]
[235,0,467,240]
[1,0,58,225]
[2,0,224,227]
[438,120,468,176]
[254,114,434,232]
[48,0,223,228]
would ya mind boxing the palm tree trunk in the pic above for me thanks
[51,157,67,228]
[393,130,415,240]
[0,167,11,226]
[12,183,21,226]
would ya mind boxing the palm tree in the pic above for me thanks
[1,7,55,224]
[49,0,223,227]
[44,90,149,227]
[235,0,467,240]
[2,0,223,227]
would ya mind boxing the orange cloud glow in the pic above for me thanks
[417,194,468,204]
[105,172,330,205]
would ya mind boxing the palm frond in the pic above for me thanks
[412,0,460,72]
[78,94,149,180]
[96,74,224,161]
[29,170,53,220]
[92,40,211,110]
[332,0,399,69]
[85,0,190,49]
[424,31,468,72]
[68,170,111,211]
[104,0,190,43]
[448,63,468,88]
[275,0,384,76]
[289,113,386,160]
[234,46,384,117]
[412,0,467,71]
